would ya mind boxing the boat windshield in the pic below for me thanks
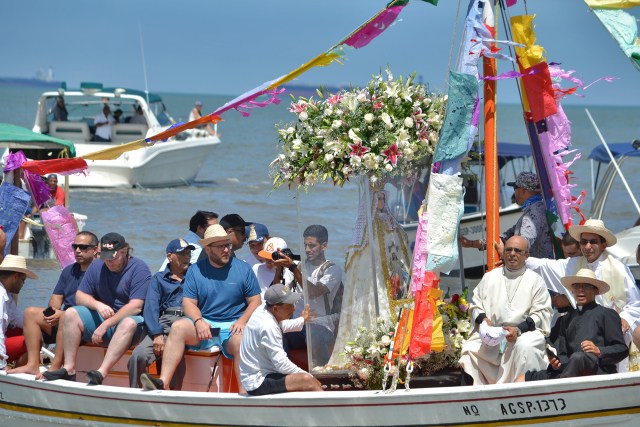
[44,96,148,126]
[149,101,173,126]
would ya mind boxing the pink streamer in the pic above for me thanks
[4,150,27,173]
[342,6,405,49]
[410,209,430,296]
[41,205,79,269]
[24,170,50,207]
[506,0,518,6]
[212,87,285,118]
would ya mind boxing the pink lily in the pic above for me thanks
[383,143,399,165]
[349,142,370,157]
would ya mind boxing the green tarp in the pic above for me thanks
[0,123,76,158]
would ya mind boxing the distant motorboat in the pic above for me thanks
[32,82,221,188]
[588,141,640,280]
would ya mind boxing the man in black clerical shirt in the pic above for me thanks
[521,268,628,381]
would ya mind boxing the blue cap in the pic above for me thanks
[246,223,269,243]
[195,100,203,106]
[166,238,195,254]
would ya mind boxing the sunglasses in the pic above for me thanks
[572,283,597,291]
[72,244,96,251]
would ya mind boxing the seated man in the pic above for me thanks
[128,238,193,388]
[286,225,342,367]
[43,233,151,384]
[523,269,627,381]
[159,210,218,270]
[140,224,261,393]
[0,255,38,370]
[8,231,98,376]
[240,284,322,396]
[459,236,553,384]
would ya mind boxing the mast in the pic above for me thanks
[483,1,499,270]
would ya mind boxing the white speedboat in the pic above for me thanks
[32,83,221,188]
[588,141,640,279]
[388,142,534,278]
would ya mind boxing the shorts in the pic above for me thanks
[187,319,235,358]
[247,373,288,396]
[42,325,59,345]
[74,306,146,346]
[6,328,26,363]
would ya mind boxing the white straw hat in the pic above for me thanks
[198,224,231,247]
[0,255,38,279]
[560,268,610,295]
[568,219,617,247]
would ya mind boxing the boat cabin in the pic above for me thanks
[32,83,174,150]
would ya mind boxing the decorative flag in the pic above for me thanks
[21,158,88,176]
[41,206,79,268]
[0,183,31,256]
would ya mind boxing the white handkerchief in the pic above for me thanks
[479,321,508,347]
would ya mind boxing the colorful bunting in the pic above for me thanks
[21,158,88,176]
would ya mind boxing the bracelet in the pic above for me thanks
[193,317,204,325]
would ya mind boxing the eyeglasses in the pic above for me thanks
[209,243,233,251]
[72,244,96,251]
[504,247,527,254]
[572,283,597,291]
[579,239,601,246]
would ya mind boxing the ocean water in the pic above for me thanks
[1,85,639,310]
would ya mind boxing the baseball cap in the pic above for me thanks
[258,237,287,260]
[506,172,540,192]
[166,238,196,254]
[219,213,251,230]
[99,232,128,259]
[264,283,302,306]
[195,100,203,106]
[246,223,269,243]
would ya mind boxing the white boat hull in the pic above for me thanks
[71,135,219,188]
[1,371,640,426]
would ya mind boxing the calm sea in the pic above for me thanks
[2,85,639,310]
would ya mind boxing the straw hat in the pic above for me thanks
[568,219,617,247]
[198,224,231,247]
[560,268,610,295]
[0,255,38,279]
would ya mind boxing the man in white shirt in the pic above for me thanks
[240,283,322,396]
[0,255,38,370]
[507,219,640,350]
[253,237,297,297]
[93,104,115,142]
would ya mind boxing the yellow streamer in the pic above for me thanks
[585,0,640,8]
[267,52,343,90]
[430,288,445,352]
[82,139,152,161]
[510,15,545,70]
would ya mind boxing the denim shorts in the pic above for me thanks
[74,305,145,346]
[187,319,235,358]
[247,373,288,396]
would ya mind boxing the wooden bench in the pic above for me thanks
[75,344,237,392]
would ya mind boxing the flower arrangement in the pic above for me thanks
[272,69,447,188]
[342,290,471,389]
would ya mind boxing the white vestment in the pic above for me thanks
[459,266,552,385]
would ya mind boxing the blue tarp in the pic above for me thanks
[588,142,640,163]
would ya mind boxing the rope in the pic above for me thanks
[445,0,464,91]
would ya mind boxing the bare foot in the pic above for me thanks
[6,365,40,376]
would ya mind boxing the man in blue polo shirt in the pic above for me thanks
[8,231,98,376]
[140,224,261,393]
[128,238,193,388]
[43,232,151,385]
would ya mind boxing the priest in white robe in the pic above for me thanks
[459,236,553,385]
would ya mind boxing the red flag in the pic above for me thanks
[409,271,439,358]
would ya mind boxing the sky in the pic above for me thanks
[1,0,639,106]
